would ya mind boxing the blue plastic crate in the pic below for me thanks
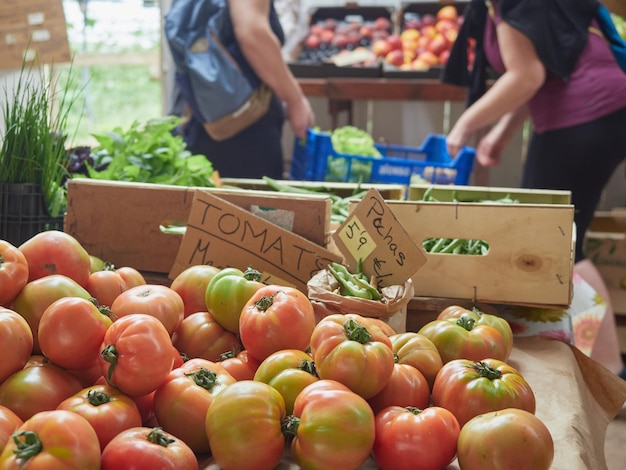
[290,128,476,185]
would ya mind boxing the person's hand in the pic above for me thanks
[446,119,472,158]
[286,95,314,139]
[476,130,506,167]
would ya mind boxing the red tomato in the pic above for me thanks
[98,313,176,397]
[367,362,430,415]
[0,405,22,452]
[111,284,185,336]
[432,358,536,427]
[287,379,376,470]
[205,380,286,470]
[239,285,316,362]
[38,297,114,370]
[310,313,395,399]
[87,269,127,307]
[390,332,443,390]
[11,274,91,354]
[170,264,221,317]
[172,311,242,362]
[154,358,236,454]
[457,408,554,470]
[0,410,101,469]
[372,405,460,470]
[56,383,142,450]
[0,358,83,420]
[115,266,146,289]
[218,349,261,381]
[0,308,33,383]
[101,426,198,470]
[0,240,29,307]
[253,349,319,415]
[19,230,91,288]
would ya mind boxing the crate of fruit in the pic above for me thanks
[290,127,475,185]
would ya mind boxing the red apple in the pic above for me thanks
[319,29,334,44]
[323,18,338,31]
[372,38,393,57]
[374,17,391,31]
[427,34,449,57]
[359,24,374,39]
[385,49,405,67]
[435,19,457,34]
[417,50,440,66]
[386,34,403,51]
[372,30,390,41]
[420,25,438,39]
[309,24,324,36]
[437,5,458,23]
[444,28,459,45]
[304,34,321,49]
[421,13,437,27]
[404,19,422,30]
[331,33,349,49]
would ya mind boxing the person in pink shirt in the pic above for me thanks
[443,0,626,379]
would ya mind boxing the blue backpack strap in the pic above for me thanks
[596,3,626,71]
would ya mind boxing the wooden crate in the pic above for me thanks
[379,197,575,309]
[64,179,332,279]
[408,184,572,204]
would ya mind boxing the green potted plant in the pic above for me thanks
[0,62,78,245]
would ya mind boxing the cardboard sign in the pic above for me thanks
[170,190,343,292]
[332,188,426,288]
[0,0,71,70]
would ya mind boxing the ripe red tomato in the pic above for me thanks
[372,405,460,470]
[0,358,83,420]
[287,379,376,470]
[432,358,536,426]
[0,308,33,383]
[38,297,114,370]
[390,332,443,390]
[56,383,142,450]
[101,426,198,470]
[11,274,91,354]
[310,313,395,399]
[253,349,319,415]
[367,362,430,415]
[87,263,147,307]
[170,264,221,317]
[111,284,185,336]
[457,408,554,470]
[0,405,22,451]
[154,358,236,454]
[172,311,242,362]
[0,409,101,469]
[98,313,176,397]
[19,230,92,288]
[115,266,146,289]
[0,240,29,307]
[239,285,316,362]
[217,348,261,381]
[205,380,286,470]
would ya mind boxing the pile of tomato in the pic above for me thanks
[0,231,555,470]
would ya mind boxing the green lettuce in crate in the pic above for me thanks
[327,126,382,183]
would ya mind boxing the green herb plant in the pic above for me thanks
[83,116,215,186]
[0,62,79,217]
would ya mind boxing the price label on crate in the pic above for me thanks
[332,188,426,288]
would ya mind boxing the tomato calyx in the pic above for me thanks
[185,368,220,391]
[406,406,424,415]
[281,415,300,443]
[343,319,373,344]
[470,361,503,380]
[243,266,263,282]
[89,297,117,321]
[253,294,277,312]
[11,431,42,460]
[87,389,112,406]
[298,359,318,377]
[100,344,119,383]
[147,427,176,447]
[455,316,476,331]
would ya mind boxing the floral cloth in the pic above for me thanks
[497,272,606,356]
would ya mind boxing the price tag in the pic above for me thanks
[332,188,426,287]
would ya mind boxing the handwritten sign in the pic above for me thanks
[170,190,342,292]
[332,188,426,287]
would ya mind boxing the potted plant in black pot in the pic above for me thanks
[0,63,78,246]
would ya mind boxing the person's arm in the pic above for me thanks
[229,0,314,138]
[475,105,529,167]
[447,21,545,157]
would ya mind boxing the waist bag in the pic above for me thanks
[165,0,272,141]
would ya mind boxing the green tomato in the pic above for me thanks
[205,267,264,334]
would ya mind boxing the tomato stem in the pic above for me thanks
[100,344,119,384]
[281,415,300,442]
[87,389,111,406]
[471,361,503,380]
[11,431,42,460]
[254,294,276,312]
[185,368,219,391]
[455,316,476,331]
[343,319,373,344]
[147,428,176,447]
[243,266,262,282]
[298,360,319,377]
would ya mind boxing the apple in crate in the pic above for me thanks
[437,5,458,22]
[372,38,393,57]
[385,49,405,67]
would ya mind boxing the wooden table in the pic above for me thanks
[297,78,467,128]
